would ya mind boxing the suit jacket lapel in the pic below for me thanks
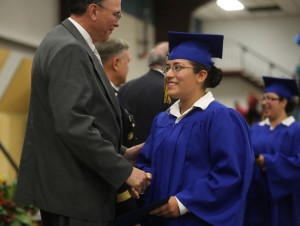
[61,19,122,122]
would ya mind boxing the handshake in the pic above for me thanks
[126,167,152,199]
[124,143,151,198]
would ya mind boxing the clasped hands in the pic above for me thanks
[124,143,151,198]
[124,143,180,219]
[126,172,180,218]
[126,168,151,199]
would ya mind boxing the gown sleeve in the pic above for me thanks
[264,123,300,200]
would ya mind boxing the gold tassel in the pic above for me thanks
[164,82,172,104]
[163,52,172,104]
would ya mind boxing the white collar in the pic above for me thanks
[259,115,295,128]
[68,17,95,52]
[152,68,164,75]
[168,91,215,123]
[110,81,119,92]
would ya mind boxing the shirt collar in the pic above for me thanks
[193,91,215,110]
[168,91,215,123]
[259,115,295,127]
[68,17,95,52]
[110,81,119,92]
[152,68,164,75]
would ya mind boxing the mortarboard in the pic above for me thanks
[168,31,224,67]
[263,76,300,100]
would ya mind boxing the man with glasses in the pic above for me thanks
[15,1,150,226]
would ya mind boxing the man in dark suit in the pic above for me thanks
[118,42,173,147]
[15,1,150,226]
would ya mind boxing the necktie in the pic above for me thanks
[93,48,103,66]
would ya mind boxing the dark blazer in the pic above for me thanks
[118,69,173,146]
[15,19,132,222]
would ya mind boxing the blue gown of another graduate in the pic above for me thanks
[244,116,300,226]
[136,93,254,226]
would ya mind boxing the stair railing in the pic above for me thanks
[215,39,294,83]
[0,141,19,173]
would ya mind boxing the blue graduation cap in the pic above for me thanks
[167,31,224,67]
[263,76,300,100]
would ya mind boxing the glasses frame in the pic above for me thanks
[96,3,122,20]
[260,95,280,102]
[163,64,195,74]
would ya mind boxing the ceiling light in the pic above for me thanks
[217,0,245,11]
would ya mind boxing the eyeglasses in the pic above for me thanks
[163,65,195,74]
[96,3,122,20]
[260,96,280,102]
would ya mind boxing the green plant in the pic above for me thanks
[0,177,38,226]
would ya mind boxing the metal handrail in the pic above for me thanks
[0,141,19,173]
[215,39,294,81]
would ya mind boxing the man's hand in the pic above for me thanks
[126,167,150,198]
[129,172,152,198]
[124,143,144,165]
[150,196,180,218]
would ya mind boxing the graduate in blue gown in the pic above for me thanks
[243,76,300,226]
[135,32,254,226]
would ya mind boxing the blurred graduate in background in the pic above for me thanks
[244,76,300,226]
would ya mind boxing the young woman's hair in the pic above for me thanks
[190,62,223,89]
[278,96,298,114]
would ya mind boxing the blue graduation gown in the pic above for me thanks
[136,101,254,226]
[244,117,300,226]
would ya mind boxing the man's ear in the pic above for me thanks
[87,4,98,21]
[112,57,120,71]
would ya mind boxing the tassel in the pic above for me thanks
[164,82,172,104]
[163,52,172,104]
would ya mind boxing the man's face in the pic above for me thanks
[92,0,121,42]
[116,49,131,85]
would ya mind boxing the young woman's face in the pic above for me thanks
[164,59,205,101]
[260,92,286,120]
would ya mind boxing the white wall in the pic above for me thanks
[210,76,263,109]
[201,16,300,75]
[0,0,60,48]
[111,13,155,80]
[200,16,300,109]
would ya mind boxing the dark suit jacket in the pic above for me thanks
[15,19,132,222]
[118,69,173,146]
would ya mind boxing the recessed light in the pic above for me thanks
[217,0,245,11]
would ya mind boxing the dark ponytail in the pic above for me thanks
[279,96,298,115]
[191,62,223,89]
